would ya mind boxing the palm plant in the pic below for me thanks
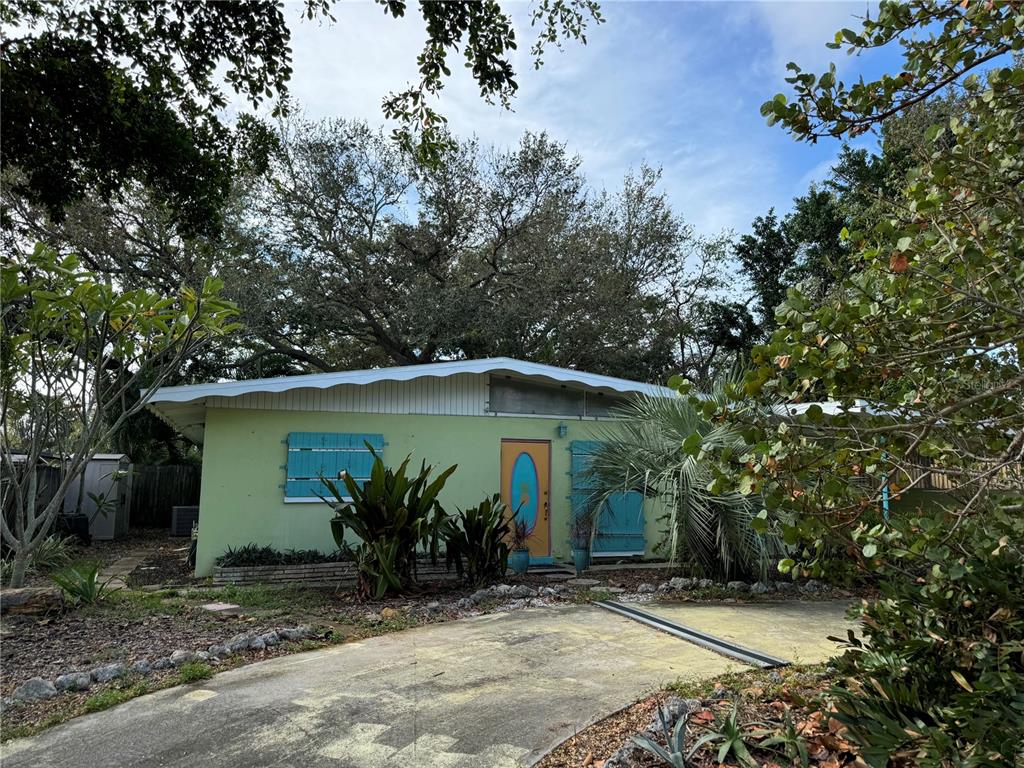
[587,387,785,581]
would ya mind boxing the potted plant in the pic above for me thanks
[508,517,530,575]
[569,515,593,576]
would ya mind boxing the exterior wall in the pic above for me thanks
[206,372,488,417]
[195,408,665,576]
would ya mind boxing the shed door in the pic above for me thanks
[570,440,645,556]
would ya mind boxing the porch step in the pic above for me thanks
[526,563,575,576]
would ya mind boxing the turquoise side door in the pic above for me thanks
[570,441,645,556]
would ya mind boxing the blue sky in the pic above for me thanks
[280,1,900,236]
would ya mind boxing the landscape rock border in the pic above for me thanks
[2,625,316,709]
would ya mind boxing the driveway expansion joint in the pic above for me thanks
[594,600,790,668]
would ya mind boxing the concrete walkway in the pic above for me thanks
[1,601,854,768]
[634,600,856,664]
[98,552,147,590]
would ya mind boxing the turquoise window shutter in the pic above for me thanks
[569,440,645,555]
[284,432,384,501]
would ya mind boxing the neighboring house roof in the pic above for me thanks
[146,357,676,444]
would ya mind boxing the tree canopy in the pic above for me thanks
[0,0,602,233]
[678,4,1024,759]
[228,120,724,382]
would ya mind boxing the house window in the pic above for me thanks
[284,432,384,503]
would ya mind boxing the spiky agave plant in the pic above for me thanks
[587,388,785,581]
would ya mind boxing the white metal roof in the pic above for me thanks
[148,357,675,404]
[145,358,676,443]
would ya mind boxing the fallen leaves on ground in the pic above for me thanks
[537,665,866,768]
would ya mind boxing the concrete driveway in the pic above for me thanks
[1,600,854,768]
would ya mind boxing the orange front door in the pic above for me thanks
[500,440,551,558]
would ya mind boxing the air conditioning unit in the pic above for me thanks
[171,506,199,537]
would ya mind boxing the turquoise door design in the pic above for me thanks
[510,452,540,534]
[570,441,645,555]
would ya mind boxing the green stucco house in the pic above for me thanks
[147,358,673,576]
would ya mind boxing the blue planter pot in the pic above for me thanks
[571,547,591,576]
[509,549,530,575]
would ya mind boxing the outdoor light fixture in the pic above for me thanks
[557,423,568,438]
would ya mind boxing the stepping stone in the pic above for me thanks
[99,552,148,591]
[566,578,602,587]
[199,602,241,614]
[543,573,574,582]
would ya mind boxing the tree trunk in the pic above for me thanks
[8,549,30,588]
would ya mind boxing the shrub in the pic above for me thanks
[588,392,786,580]
[50,561,114,605]
[323,445,456,599]
[215,544,349,568]
[1,534,76,583]
[443,494,510,585]
[828,509,1024,766]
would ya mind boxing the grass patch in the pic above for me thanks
[82,681,150,713]
[2,711,69,741]
[666,662,828,702]
[569,587,614,603]
[80,588,188,620]
[184,583,330,616]
[175,662,214,683]
[352,613,420,634]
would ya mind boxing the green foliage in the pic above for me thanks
[1,3,302,232]
[828,511,1024,766]
[754,712,810,768]
[688,705,760,768]
[1,0,602,225]
[237,122,711,381]
[704,6,1024,766]
[762,1,1017,143]
[0,534,75,581]
[1,245,238,587]
[442,495,510,586]
[633,703,766,768]
[588,392,785,580]
[50,561,113,605]
[215,544,349,568]
[376,0,603,163]
[733,208,801,332]
[700,0,1023,569]
[176,662,214,684]
[323,445,456,598]
[631,705,689,767]
[81,681,149,714]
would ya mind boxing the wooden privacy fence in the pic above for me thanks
[129,465,201,528]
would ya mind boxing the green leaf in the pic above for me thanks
[682,433,703,456]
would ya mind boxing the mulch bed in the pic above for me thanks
[0,608,278,697]
[126,544,198,587]
[537,665,865,768]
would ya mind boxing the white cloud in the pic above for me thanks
[246,1,888,235]
[747,0,878,83]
